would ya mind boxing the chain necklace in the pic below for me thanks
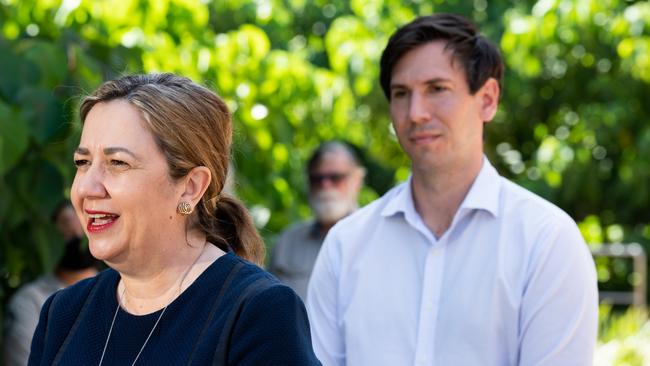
[98,245,206,366]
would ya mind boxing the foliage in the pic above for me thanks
[596,305,650,366]
[1,0,650,347]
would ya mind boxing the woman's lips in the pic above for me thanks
[86,211,120,233]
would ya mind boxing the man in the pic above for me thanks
[270,141,365,300]
[4,201,98,366]
[307,14,598,366]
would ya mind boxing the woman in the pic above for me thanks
[28,74,321,365]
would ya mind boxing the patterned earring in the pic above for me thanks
[177,202,193,215]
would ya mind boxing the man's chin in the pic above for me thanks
[310,195,354,222]
[313,207,350,224]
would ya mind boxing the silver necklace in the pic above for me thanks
[98,245,206,366]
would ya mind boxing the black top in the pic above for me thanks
[28,252,321,365]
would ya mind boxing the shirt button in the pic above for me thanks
[425,302,434,310]
[418,358,427,364]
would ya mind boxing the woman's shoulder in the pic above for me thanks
[44,268,116,319]
[209,252,303,315]
[220,252,288,295]
[28,269,118,364]
[211,254,320,365]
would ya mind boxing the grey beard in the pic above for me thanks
[309,190,354,224]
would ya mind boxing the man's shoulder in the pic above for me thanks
[7,275,62,310]
[500,178,576,227]
[278,220,315,239]
[273,220,318,254]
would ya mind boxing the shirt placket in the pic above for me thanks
[413,241,445,365]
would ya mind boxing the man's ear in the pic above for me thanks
[179,166,212,206]
[349,167,366,197]
[478,78,500,123]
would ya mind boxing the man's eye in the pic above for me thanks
[392,90,407,98]
[429,85,447,93]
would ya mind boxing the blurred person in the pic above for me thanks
[269,141,365,300]
[28,74,320,365]
[307,14,598,366]
[4,201,98,366]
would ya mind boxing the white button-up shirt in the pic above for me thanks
[306,158,598,366]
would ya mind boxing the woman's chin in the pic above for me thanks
[88,239,122,263]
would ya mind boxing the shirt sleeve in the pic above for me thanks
[518,218,599,365]
[4,289,47,366]
[306,230,345,366]
[228,284,321,366]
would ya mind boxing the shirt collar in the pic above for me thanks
[380,174,420,226]
[458,156,501,218]
[380,156,501,219]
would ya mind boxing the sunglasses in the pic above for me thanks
[309,172,349,186]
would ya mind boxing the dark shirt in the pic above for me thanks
[28,252,321,365]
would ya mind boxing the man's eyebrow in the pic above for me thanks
[390,77,451,90]
[423,77,451,85]
[74,146,140,160]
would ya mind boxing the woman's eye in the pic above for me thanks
[110,159,129,167]
[73,159,89,167]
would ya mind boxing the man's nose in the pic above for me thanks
[320,177,337,189]
[408,92,431,124]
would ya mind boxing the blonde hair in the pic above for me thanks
[79,73,265,265]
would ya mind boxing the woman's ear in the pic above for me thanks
[179,166,212,206]
[478,78,500,123]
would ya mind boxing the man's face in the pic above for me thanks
[308,151,363,225]
[389,41,498,174]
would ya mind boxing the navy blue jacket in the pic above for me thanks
[28,252,321,365]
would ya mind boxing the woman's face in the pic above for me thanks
[71,99,184,266]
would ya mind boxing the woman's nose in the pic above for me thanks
[72,163,108,199]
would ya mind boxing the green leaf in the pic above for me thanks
[0,102,30,176]
[0,42,40,101]
[19,40,68,88]
[17,87,64,144]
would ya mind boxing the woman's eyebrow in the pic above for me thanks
[74,146,141,160]
[103,146,140,160]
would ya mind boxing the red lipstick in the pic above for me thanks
[85,210,119,233]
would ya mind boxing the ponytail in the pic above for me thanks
[198,195,265,266]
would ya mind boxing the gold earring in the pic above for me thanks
[177,202,193,215]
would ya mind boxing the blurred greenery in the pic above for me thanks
[596,304,650,365]
[1,0,650,351]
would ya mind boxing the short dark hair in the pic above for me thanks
[307,141,362,174]
[380,13,504,100]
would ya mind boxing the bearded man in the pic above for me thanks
[269,141,365,300]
